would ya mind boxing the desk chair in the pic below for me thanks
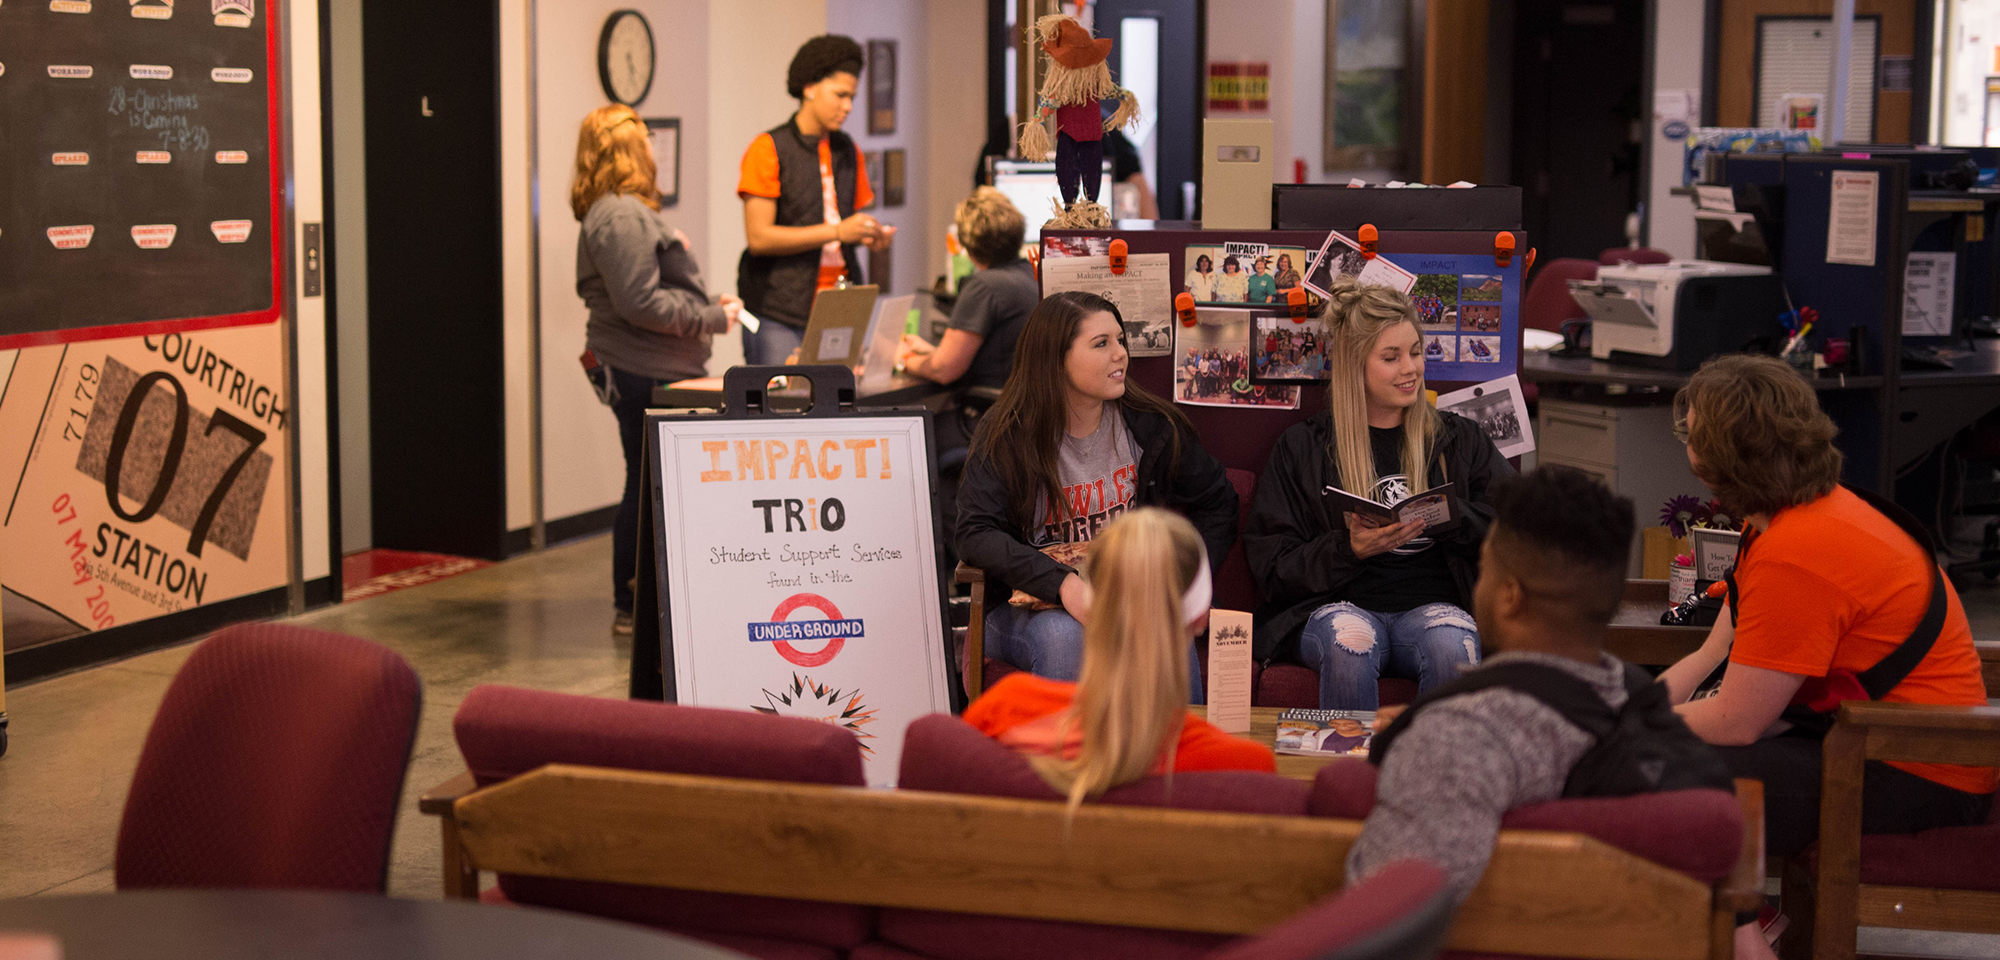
[1601,247,1673,265]
[115,623,422,892]
[1781,702,2000,960]
[1945,416,2000,581]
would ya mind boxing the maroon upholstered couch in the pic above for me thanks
[449,688,1747,960]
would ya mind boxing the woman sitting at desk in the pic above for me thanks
[571,104,740,634]
[957,291,1237,700]
[1658,354,1993,858]
[1245,277,1511,710]
[897,188,1036,392]
[965,509,1275,806]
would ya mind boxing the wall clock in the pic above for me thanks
[597,10,654,106]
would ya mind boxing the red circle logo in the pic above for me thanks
[767,593,849,667]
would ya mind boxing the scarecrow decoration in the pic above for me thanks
[1018,13,1139,229]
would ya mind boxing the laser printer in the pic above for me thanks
[1568,261,1789,371]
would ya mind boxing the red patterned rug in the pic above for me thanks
[342,549,492,603]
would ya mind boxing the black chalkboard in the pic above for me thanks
[0,0,283,348]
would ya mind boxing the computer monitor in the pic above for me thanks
[989,159,1115,241]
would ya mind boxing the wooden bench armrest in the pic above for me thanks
[1837,702,2000,767]
[419,771,478,816]
[954,563,984,584]
[1718,778,1766,914]
[422,770,482,899]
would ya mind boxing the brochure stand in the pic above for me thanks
[631,366,954,785]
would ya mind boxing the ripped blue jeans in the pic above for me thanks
[1298,602,1481,709]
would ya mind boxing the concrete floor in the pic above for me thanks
[0,534,630,901]
[2,532,1998,957]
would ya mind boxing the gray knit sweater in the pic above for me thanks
[576,193,729,382]
[1345,650,1632,904]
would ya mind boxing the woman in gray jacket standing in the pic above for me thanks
[573,104,740,633]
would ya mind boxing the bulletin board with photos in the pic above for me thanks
[1039,227,1526,406]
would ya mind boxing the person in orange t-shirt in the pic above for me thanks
[964,508,1274,803]
[735,35,894,366]
[1660,355,1993,858]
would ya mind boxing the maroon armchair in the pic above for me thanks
[1521,258,1598,334]
[450,684,872,960]
[114,622,422,892]
[1206,860,1452,960]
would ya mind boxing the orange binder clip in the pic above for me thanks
[1108,238,1128,275]
[1524,247,1537,275]
[1494,232,1516,268]
[1287,287,1310,322]
[1358,224,1378,260]
[1176,292,1198,327]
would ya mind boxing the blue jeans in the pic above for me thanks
[608,366,658,613]
[1299,602,1481,709]
[742,319,805,366]
[983,604,1205,704]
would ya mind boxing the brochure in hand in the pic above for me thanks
[1322,481,1458,530]
[1274,708,1378,757]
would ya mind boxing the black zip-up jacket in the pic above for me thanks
[1244,411,1512,661]
[956,405,1239,605]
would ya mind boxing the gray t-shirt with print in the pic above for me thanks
[1031,411,1139,546]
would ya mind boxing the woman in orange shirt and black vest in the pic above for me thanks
[736,35,894,365]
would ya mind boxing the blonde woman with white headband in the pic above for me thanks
[965,508,1275,808]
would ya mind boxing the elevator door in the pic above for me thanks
[359,0,507,559]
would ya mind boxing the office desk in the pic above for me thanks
[1521,351,1885,391]
[652,372,947,410]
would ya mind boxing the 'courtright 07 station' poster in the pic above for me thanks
[655,415,951,786]
[0,324,290,637]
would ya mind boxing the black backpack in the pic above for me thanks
[1371,660,1733,798]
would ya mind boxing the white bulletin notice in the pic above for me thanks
[1903,252,1955,336]
[1206,609,1253,733]
[1039,253,1175,357]
[1826,170,1880,267]
[654,416,951,786]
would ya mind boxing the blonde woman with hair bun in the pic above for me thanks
[965,508,1274,807]
[1244,276,1512,710]
[572,103,740,634]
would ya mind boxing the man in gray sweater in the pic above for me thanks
[1346,465,1637,901]
[1345,465,1773,959]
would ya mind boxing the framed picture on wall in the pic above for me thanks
[883,148,906,207]
[868,39,897,135]
[862,152,883,210]
[645,117,681,207]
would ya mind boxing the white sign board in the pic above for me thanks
[653,415,951,786]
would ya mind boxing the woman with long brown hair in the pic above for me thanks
[572,103,740,633]
[957,291,1237,699]
[965,508,1274,805]
[1244,276,1511,709]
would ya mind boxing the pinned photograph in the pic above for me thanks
[1175,309,1299,410]
[1301,229,1416,298]
[1460,303,1502,332]
[1183,242,1309,306]
[1411,274,1458,331]
[1423,334,1457,363]
[1460,274,1503,302]
[1249,313,1333,383]
[1460,335,1501,362]
[1435,374,1534,458]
